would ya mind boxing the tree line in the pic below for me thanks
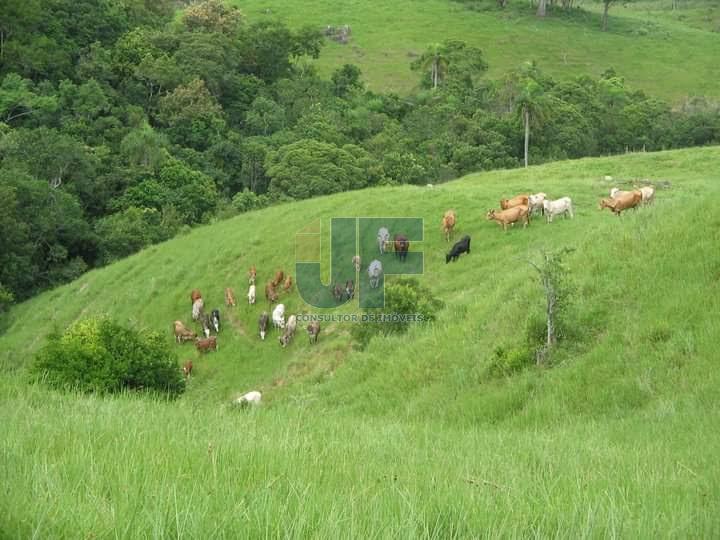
[1,0,719,306]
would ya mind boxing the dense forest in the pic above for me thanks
[1,0,719,305]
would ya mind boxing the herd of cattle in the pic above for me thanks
[172,181,657,401]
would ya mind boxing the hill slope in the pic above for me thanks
[2,147,720,536]
[234,0,720,101]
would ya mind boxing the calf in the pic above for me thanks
[377,227,391,254]
[486,205,530,231]
[441,210,456,242]
[265,281,278,304]
[352,255,361,273]
[211,309,220,334]
[173,320,197,343]
[225,287,237,307]
[500,194,529,210]
[542,197,574,223]
[195,336,217,353]
[248,284,256,305]
[394,234,409,262]
[272,304,286,330]
[345,280,355,300]
[271,270,285,288]
[279,315,297,348]
[235,391,262,407]
[446,235,471,263]
[201,313,211,338]
[182,360,193,379]
[248,265,257,285]
[368,259,383,288]
[307,321,320,344]
[258,312,269,340]
[283,275,293,293]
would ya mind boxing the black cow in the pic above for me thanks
[446,235,471,263]
[211,309,220,333]
[345,280,355,300]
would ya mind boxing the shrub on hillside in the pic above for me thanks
[32,318,185,396]
[351,278,443,349]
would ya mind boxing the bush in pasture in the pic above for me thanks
[351,278,443,349]
[485,345,534,378]
[231,188,270,213]
[32,318,185,396]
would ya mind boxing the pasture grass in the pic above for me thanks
[2,146,720,536]
[232,0,720,101]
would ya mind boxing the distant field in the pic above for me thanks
[2,146,720,536]
[233,0,720,101]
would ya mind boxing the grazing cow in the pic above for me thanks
[377,227,391,254]
[486,205,530,231]
[599,190,642,215]
[235,391,262,407]
[201,313,211,338]
[182,360,193,379]
[394,234,410,262]
[248,284,256,305]
[283,275,293,293]
[192,298,204,321]
[265,281,278,304]
[272,304,286,330]
[258,312,269,340]
[639,186,655,205]
[190,289,202,305]
[500,194,530,210]
[368,259,383,288]
[542,197,574,223]
[528,193,547,216]
[332,283,344,302]
[345,280,355,300]
[446,235,471,263]
[307,321,320,344]
[271,270,284,288]
[195,336,217,353]
[248,265,257,285]
[211,309,220,334]
[173,320,197,343]
[352,255,361,273]
[441,210,456,242]
[279,315,297,347]
[225,287,237,307]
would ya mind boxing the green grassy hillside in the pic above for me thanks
[2,147,720,536]
[234,0,720,101]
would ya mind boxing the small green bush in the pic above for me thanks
[32,317,185,396]
[485,345,534,379]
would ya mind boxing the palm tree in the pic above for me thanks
[516,79,547,168]
[415,43,449,90]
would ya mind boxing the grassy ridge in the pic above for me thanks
[2,147,720,536]
[234,0,720,100]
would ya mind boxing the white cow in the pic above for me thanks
[272,304,285,330]
[235,391,262,407]
[191,298,204,321]
[377,227,390,254]
[368,259,383,288]
[247,284,256,305]
[352,255,361,273]
[639,186,655,205]
[279,315,297,347]
[542,197,574,223]
[528,192,547,216]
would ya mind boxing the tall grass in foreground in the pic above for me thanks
[2,147,720,536]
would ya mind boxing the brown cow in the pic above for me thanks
[283,275,293,292]
[190,289,202,305]
[195,336,217,353]
[307,321,321,344]
[225,287,237,307]
[173,320,197,343]
[182,360,193,379]
[248,265,257,285]
[394,234,409,262]
[500,194,530,210]
[271,270,284,288]
[441,210,456,242]
[599,190,642,215]
[265,281,278,304]
[486,205,530,231]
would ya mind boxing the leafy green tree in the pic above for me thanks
[120,121,168,168]
[181,0,244,35]
[0,73,58,125]
[245,96,285,136]
[95,206,173,264]
[411,40,487,91]
[331,64,364,98]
